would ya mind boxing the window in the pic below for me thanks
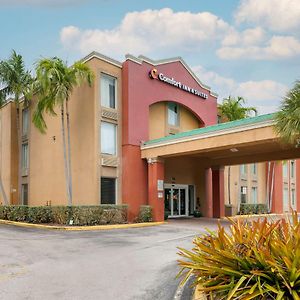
[22,143,29,171]
[283,187,289,211]
[291,160,295,178]
[251,187,258,204]
[101,122,117,155]
[251,163,257,175]
[240,164,247,176]
[291,189,296,207]
[21,184,28,205]
[22,108,29,136]
[168,102,179,127]
[101,177,116,204]
[283,161,288,178]
[101,74,116,109]
[241,186,247,204]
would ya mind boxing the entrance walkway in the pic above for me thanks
[166,217,229,231]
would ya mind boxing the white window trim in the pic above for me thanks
[101,121,117,156]
[100,72,117,110]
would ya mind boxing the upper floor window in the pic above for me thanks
[22,143,29,171]
[240,164,247,176]
[101,73,116,109]
[22,108,29,136]
[101,122,117,155]
[251,163,257,175]
[283,161,288,178]
[291,160,295,178]
[168,102,179,127]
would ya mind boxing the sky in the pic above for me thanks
[0,0,299,114]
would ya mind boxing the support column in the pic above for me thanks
[212,166,225,218]
[205,168,213,218]
[147,158,165,222]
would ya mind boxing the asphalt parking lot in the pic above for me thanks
[0,218,225,300]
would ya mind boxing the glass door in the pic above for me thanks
[164,184,189,217]
[172,189,180,216]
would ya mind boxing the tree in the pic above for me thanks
[275,80,300,146]
[218,96,257,207]
[0,50,33,204]
[33,57,94,206]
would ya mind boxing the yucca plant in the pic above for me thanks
[178,212,300,299]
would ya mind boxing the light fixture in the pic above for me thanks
[230,148,239,152]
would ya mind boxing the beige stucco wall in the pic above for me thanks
[180,106,200,132]
[224,163,267,214]
[28,57,122,206]
[149,102,166,140]
[149,102,200,140]
[0,103,12,204]
[0,102,18,205]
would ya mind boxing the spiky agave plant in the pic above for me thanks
[178,212,300,300]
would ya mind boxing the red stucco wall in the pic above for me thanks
[122,58,218,220]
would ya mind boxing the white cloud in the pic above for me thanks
[222,27,266,46]
[235,0,300,32]
[193,65,288,114]
[217,36,300,60]
[0,0,88,5]
[60,8,231,57]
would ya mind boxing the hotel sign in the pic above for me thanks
[149,68,208,99]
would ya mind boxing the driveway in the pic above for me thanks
[0,218,224,300]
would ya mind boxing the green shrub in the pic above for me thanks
[0,205,128,225]
[178,211,300,299]
[51,206,70,224]
[164,211,169,220]
[3,205,28,221]
[27,207,53,223]
[193,210,202,218]
[239,203,268,215]
[137,205,152,223]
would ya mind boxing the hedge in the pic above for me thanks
[136,205,152,223]
[239,203,268,215]
[0,205,128,226]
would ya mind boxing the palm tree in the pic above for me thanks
[0,50,33,204]
[33,57,94,206]
[275,80,300,146]
[218,96,257,207]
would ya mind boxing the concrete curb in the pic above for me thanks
[0,219,167,231]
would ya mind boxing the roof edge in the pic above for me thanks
[142,113,276,147]
[82,51,123,68]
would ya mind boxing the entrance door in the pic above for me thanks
[164,184,189,217]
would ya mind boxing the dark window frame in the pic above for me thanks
[101,177,116,204]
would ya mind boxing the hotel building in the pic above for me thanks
[0,52,299,221]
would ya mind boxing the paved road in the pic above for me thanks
[0,218,225,300]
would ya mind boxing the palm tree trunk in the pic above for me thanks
[228,166,231,205]
[16,104,22,204]
[0,108,9,205]
[61,104,71,206]
[65,99,73,205]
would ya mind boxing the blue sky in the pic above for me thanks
[1,0,299,114]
